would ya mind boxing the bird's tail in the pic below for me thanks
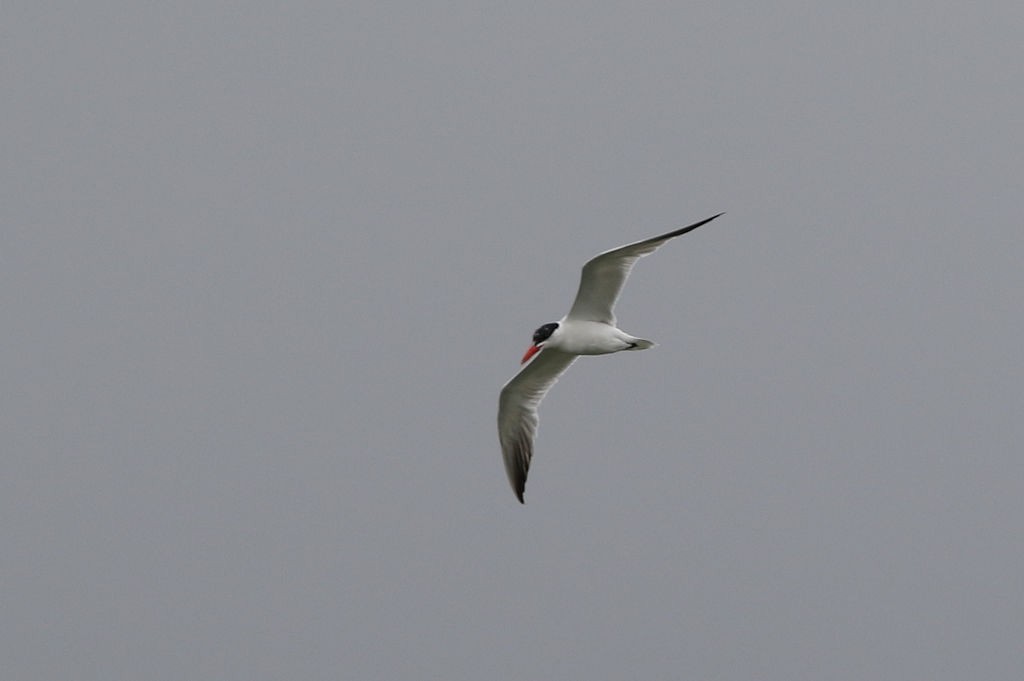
[628,338,655,350]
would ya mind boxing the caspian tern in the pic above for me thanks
[498,212,723,503]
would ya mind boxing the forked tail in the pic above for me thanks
[628,338,656,350]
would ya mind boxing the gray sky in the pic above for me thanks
[4,2,1023,679]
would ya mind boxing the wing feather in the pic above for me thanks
[566,213,723,324]
[498,349,578,503]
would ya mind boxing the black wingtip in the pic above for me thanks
[660,212,725,241]
[690,211,726,230]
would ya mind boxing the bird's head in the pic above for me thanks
[522,322,560,364]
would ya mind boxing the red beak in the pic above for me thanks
[521,344,542,364]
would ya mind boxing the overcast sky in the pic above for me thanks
[4,2,1023,679]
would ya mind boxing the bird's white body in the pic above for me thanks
[541,319,654,356]
[497,212,723,503]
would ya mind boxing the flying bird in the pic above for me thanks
[498,212,723,503]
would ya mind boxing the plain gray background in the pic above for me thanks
[4,2,1023,679]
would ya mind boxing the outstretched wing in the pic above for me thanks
[498,349,578,503]
[566,213,723,324]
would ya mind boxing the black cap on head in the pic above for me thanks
[532,322,559,344]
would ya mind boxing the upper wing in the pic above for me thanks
[498,348,578,503]
[566,213,723,324]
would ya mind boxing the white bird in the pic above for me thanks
[498,213,723,503]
